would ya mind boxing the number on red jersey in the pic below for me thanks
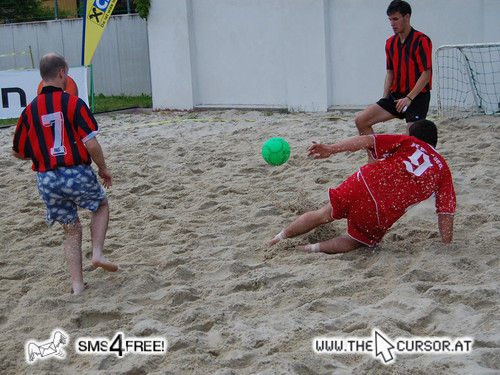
[403,148,433,177]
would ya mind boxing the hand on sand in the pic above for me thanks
[92,256,118,272]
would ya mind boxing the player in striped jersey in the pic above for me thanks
[12,53,117,295]
[355,1,433,156]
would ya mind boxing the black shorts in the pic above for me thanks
[377,92,430,123]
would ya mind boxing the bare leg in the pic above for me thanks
[269,203,333,246]
[406,121,414,135]
[63,220,85,294]
[355,104,394,162]
[90,199,118,272]
[297,234,366,254]
[355,104,395,135]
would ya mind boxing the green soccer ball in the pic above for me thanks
[262,137,290,166]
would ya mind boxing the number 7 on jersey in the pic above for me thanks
[41,112,67,157]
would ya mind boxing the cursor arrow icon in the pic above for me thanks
[374,330,395,364]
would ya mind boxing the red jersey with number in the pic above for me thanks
[386,28,432,94]
[12,86,98,172]
[359,134,456,229]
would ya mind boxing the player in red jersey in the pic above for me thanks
[355,1,432,150]
[12,53,117,295]
[269,120,455,254]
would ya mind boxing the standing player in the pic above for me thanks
[269,120,455,254]
[355,1,432,140]
[12,53,117,295]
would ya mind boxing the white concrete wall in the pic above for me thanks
[148,0,194,109]
[148,0,500,111]
[148,0,330,111]
[0,15,151,96]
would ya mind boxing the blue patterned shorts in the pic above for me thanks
[37,164,106,225]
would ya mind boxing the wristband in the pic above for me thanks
[406,96,413,101]
[310,243,320,252]
[273,230,286,242]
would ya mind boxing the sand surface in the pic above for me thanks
[0,109,498,374]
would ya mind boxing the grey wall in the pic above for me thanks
[0,14,151,96]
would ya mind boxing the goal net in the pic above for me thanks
[436,43,500,118]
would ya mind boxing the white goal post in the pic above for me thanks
[436,42,500,118]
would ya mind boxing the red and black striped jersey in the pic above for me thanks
[13,86,98,172]
[386,28,432,95]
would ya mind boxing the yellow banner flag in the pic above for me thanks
[82,0,119,65]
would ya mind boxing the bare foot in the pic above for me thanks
[71,282,88,295]
[92,257,118,272]
[269,237,280,246]
[269,231,286,246]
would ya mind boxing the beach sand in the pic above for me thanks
[0,109,498,374]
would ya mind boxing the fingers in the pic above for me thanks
[308,141,326,157]
[394,99,404,112]
[103,176,112,188]
[307,141,319,152]
[307,149,317,157]
[309,149,330,159]
[308,150,322,158]
[394,99,401,112]
[307,147,318,157]
[99,171,112,188]
[394,97,410,113]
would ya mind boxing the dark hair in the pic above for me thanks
[409,119,438,147]
[39,53,67,81]
[387,0,412,16]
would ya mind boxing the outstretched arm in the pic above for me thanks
[84,137,112,188]
[307,135,374,159]
[438,214,454,243]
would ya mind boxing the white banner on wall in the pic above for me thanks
[0,66,89,120]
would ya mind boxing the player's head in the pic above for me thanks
[409,120,438,148]
[387,0,412,17]
[39,53,68,89]
[387,1,411,34]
